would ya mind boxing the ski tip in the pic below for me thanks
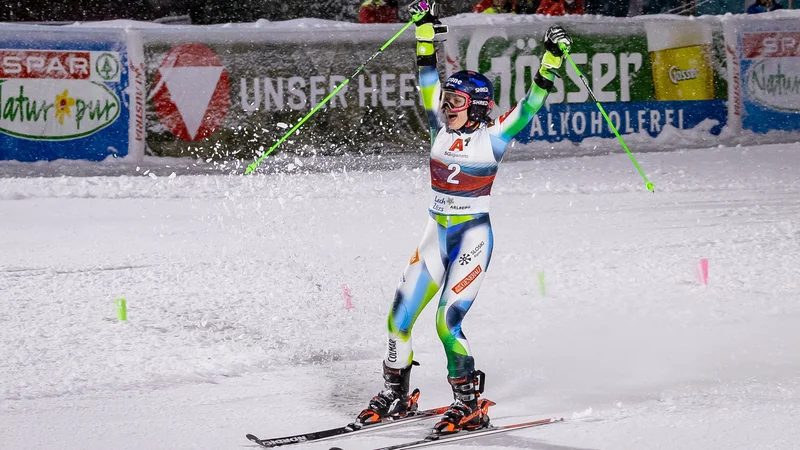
[245,434,260,442]
[329,447,345,450]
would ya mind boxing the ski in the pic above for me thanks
[332,417,564,450]
[245,405,450,448]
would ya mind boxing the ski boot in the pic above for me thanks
[357,362,420,424]
[432,370,493,435]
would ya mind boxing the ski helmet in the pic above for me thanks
[442,70,494,124]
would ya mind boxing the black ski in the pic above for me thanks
[246,405,450,448]
[329,417,564,450]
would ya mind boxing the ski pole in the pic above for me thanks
[559,43,654,192]
[245,20,417,175]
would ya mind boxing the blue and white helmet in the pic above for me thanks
[442,70,495,123]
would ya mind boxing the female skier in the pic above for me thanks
[357,0,572,435]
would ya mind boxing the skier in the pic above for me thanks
[357,0,572,435]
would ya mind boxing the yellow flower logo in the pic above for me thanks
[54,89,76,125]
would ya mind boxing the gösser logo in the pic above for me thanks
[153,43,230,141]
[668,66,699,84]
[0,50,121,141]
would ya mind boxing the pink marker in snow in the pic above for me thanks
[342,284,354,310]
[699,258,709,285]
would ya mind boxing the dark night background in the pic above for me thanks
[0,0,727,24]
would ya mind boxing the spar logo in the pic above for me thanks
[742,32,800,59]
[0,49,121,82]
[153,43,230,141]
[0,49,121,140]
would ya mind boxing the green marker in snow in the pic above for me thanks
[537,271,546,297]
[116,298,127,321]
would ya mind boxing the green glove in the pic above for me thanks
[541,26,572,72]
[416,23,436,59]
[541,51,563,72]
[410,1,447,65]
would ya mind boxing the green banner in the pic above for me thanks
[445,17,728,143]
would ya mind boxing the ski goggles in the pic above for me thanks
[442,90,470,113]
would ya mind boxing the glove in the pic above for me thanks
[535,26,571,91]
[541,26,572,71]
[411,0,447,66]
[543,26,572,57]
[410,0,448,37]
[409,0,439,25]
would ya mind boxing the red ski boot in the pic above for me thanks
[432,371,493,435]
[357,363,420,424]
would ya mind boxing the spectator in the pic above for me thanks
[472,0,518,14]
[536,0,584,15]
[746,0,783,13]
[359,0,398,23]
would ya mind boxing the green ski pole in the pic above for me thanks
[245,20,417,175]
[559,43,654,192]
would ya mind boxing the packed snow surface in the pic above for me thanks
[1,143,799,449]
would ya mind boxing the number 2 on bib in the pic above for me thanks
[447,163,461,184]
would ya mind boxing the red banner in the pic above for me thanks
[0,50,91,79]
[742,32,800,59]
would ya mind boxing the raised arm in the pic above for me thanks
[492,26,573,142]
[410,0,448,142]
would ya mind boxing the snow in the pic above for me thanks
[1,143,799,449]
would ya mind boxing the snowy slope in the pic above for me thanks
[0,144,798,449]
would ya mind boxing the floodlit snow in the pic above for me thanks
[1,143,799,449]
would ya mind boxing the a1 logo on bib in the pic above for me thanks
[449,139,464,152]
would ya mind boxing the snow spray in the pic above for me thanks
[116,298,127,321]
[245,17,419,174]
[699,258,709,285]
[537,271,546,297]
[341,284,354,310]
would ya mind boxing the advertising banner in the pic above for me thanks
[0,26,132,161]
[141,17,733,161]
[724,16,800,134]
[143,25,428,159]
[444,16,728,145]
